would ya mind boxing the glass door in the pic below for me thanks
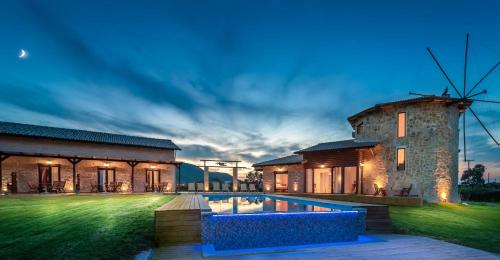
[97,169,115,192]
[38,165,60,192]
[313,168,332,193]
[344,166,357,194]
[306,169,313,193]
[332,167,342,193]
[146,170,160,191]
[274,172,288,192]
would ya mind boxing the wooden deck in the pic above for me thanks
[154,194,210,246]
[154,234,499,259]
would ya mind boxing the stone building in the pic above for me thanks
[0,121,181,193]
[254,96,465,202]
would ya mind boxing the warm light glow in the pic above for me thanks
[398,112,406,137]
[151,165,157,169]
[359,162,365,167]
[103,163,110,167]
[265,184,271,191]
[440,192,448,203]
[46,160,52,165]
[293,181,299,192]
[397,148,405,170]
[320,164,325,168]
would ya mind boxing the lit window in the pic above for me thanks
[397,112,406,137]
[397,148,405,171]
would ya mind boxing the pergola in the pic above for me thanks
[0,151,182,193]
[199,159,246,191]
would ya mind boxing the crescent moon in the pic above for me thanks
[18,49,28,59]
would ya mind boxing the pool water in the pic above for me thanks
[204,195,342,214]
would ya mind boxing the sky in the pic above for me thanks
[0,0,499,180]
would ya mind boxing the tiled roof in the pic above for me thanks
[348,96,463,123]
[0,121,180,150]
[295,139,378,153]
[252,155,302,167]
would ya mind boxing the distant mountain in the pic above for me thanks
[178,163,233,184]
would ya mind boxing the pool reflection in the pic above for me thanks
[206,197,338,214]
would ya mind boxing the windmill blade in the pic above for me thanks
[470,99,500,104]
[469,107,500,146]
[426,48,463,98]
[463,33,469,96]
[467,90,487,99]
[466,61,500,97]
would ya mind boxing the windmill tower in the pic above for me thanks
[410,33,500,168]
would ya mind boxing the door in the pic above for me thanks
[344,167,357,194]
[97,169,115,192]
[274,172,288,192]
[38,165,60,192]
[146,170,160,191]
[313,168,332,193]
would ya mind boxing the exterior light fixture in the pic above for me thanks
[440,192,447,203]
[320,164,325,168]
[103,162,110,167]
[46,160,52,165]
[293,182,299,192]
[151,165,157,169]
[359,162,365,167]
[265,184,271,191]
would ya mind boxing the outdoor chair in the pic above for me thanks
[249,183,257,192]
[240,183,248,192]
[196,183,204,192]
[91,184,99,193]
[50,181,60,193]
[222,183,229,192]
[28,183,38,193]
[188,183,196,192]
[58,181,66,193]
[399,184,413,197]
[108,182,116,192]
[144,183,151,192]
[212,182,221,192]
[159,182,168,192]
[115,182,123,192]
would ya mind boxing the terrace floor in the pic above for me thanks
[154,234,499,259]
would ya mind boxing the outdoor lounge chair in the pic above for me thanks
[188,183,196,192]
[222,183,229,192]
[240,183,248,192]
[50,181,60,193]
[108,182,117,192]
[249,183,257,192]
[158,182,168,192]
[196,183,204,192]
[115,182,123,192]
[212,182,221,192]
[91,184,99,193]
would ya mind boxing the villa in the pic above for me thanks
[254,96,466,203]
[0,121,181,193]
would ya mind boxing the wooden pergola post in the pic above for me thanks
[127,161,138,192]
[175,163,182,193]
[66,158,82,193]
[1,154,10,193]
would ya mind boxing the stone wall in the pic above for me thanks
[1,156,176,193]
[262,164,304,193]
[351,101,460,202]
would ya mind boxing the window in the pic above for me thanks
[397,112,406,137]
[356,123,363,135]
[274,171,288,192]
[97,168,115,192]
[38,165,60,192]
[397,148,406,171]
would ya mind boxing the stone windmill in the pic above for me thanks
[410,33,500,166]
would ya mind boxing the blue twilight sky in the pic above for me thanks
[0,0,499,179]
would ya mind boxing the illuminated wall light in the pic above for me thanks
[293,181,299,192]
[440,192,448,203]
[320,164,325,168]
[103,163,110,167]
[46,160,52,165]
[265,184,271,191]
[151,165,157,169]
[359,162,365,167]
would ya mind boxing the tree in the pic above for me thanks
[245,170,263,186]
[461,164,486,185]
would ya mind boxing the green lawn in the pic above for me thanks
[0,194,175,259]
[390,202,500,254]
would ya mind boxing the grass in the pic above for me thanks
[0,194,175,259]
[390,202,500,254]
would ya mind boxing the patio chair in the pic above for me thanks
[58,181,66,193]
[240,183,248,192]
[249,183,257,192]
[399,184,413,197]
[28,183,38,193]
[188,183,196,192]
[91,184,99,193]
[196,183,204,192]
[159,182,168,192]
[50,181,60,193]
[212,182,221,192]
[115,182,123,192]
[222,183,230,192]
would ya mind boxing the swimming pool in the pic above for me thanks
[201,194,366,251]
